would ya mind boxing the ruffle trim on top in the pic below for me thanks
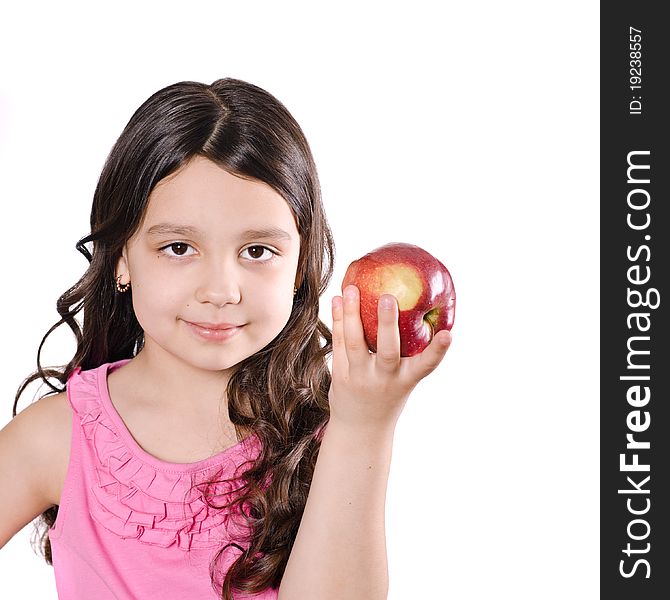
[66,363,262,552]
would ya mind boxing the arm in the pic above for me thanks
[0,392,69,549]
[278,419,394,600]
[278,285,452,600]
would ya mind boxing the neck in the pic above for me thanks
[125,343,237,416]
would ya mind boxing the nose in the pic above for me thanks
[194,255,242,307]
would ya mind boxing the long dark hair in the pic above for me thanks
[13,78,335,598]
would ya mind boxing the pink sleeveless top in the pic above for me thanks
[48,359,278,599]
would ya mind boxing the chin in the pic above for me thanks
[181,350,248,373]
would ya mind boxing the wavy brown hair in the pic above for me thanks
[12,78,335,598]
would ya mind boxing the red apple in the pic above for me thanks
[341,242,455,357]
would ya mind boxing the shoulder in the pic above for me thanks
[18,390,72,435]
[10,391,73,506]
[38,391,73,506]
[0,391,72,547]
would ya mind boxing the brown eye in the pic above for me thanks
[159,242,195,257]
[242,245,277,262]
[247,246,265,259]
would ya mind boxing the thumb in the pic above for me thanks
[406,330,452,383]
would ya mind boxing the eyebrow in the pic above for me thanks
[145,222,293,242]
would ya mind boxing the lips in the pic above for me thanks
[187,321,241,330]
[183,320,245,342]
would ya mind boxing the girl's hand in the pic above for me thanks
[328,284,453,433]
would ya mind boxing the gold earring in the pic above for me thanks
[293,286,298,296]
[116,274,131,293]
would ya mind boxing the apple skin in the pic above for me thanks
[341,242,455,357]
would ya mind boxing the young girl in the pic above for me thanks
[0,78,452,599]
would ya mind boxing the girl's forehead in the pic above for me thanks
[141,157,298,236]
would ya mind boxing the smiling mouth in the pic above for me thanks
[184,321,245,341]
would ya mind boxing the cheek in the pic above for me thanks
[137,255,184,290]
[245,291,295,345]
[129,280,182,325]
[249,290,293,323]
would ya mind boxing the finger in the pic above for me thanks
[375,294,400,372]
[404,329,453,383]
[342,284,371,366]
[331,295,348,371]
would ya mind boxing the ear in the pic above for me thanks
[115,247,130,281]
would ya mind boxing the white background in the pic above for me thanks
[0,1,599,598]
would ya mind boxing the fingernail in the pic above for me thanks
[380,295,394,310]
[344,286,357,300]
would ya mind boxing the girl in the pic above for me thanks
[0,78,452,599]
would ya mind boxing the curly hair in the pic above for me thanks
[12,78,335,598]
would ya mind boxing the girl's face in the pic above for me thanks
[116,156,301,373]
